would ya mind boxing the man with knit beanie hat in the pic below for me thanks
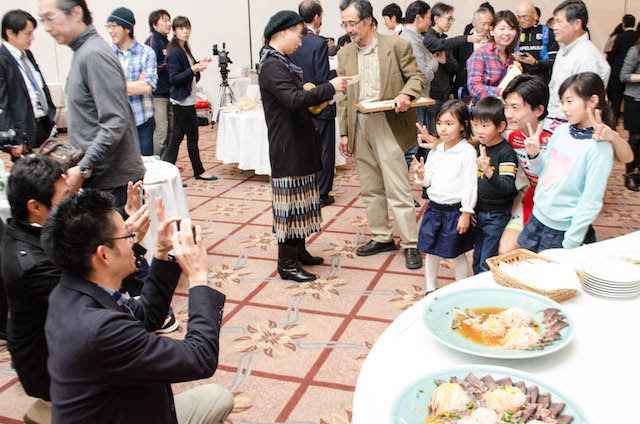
[106,7,158,157]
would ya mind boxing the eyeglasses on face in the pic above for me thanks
[341,18,363,29]
[39,10,64,25]
[105,23,120,31]
[101,232,137,245]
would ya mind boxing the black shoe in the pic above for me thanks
[422,188,429,200]
[278,243,317,282]
[356,240,397,256]
[296,239,324,265]
[194,174,218,181]
[625,174,639,191]
[155,313,179,334]
[320,195,335,208]
[404,248,423,269]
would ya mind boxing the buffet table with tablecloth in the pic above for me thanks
[352,231,640,424]
[216,108,346,176]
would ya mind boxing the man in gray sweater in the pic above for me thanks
[38,0,144,206]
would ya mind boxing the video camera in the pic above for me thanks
[0,130,26,154]
[212,43,232,82]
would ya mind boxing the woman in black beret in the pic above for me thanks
[258,11,350,282]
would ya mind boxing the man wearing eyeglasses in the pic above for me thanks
[337,0,425,270]
[37,0,144,207]
[0,9,56,153]
[41,189,234,424]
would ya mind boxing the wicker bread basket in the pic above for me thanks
[486,249,583,302]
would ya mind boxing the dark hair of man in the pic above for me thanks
[148,9,170,32]
[553,0,588,31]
[58,0,93,25]
[479,2,495,16]
[610,23,624,38]
[430,3,454,25]
[405,1,430,24]
[503,74,549,120]
[382,3,403,23]
[471,97,506,128]
[41,189,117,278]
[299,1,323,24]
[623,14,636,29]
[339,0,373,21]
[491,10,519,55]
[436,99,471,139]
[7,156,64,223]
[167,16,194,61]
[1,9,37,41]
[535,7,541,19]
[558,72,616,129]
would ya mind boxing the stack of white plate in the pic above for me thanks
[580,257,640,299]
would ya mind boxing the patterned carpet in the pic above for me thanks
[0,124,639,423]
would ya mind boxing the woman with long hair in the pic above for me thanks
[620,38,640,191]
[466,10,522,106]
[258,11,349,282]
[161,16,217,181]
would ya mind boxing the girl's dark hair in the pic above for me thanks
[437,99,471,139]
[491,11,519,55]
[168,16,194,60]
[558,72,616,129]
[609,23,623,38]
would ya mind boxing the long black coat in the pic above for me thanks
[258,46,335,178]
[1,219,61,400]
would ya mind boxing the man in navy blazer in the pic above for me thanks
[0,10,56,151]
[290,0,338,207]
[42,190,233,424]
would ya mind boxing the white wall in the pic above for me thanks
[2,0,634,104]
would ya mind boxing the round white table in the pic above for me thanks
[352,231,640,424]
[216,109,346,176]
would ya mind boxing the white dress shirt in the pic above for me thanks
[3,41,46,118]
[418,139,478,213]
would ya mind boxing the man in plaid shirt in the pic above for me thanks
[106,7,158,156]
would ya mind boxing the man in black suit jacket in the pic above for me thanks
[290,0,338,208]
[42,189,233,424]
[0,10,56,151]
[607,14,639,119]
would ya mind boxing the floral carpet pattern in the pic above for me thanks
[1,125,639,423]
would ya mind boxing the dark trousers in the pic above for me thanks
[104,185,129,208]
[518,214,597,253]
[626,132,640,173]
[161,104,205,176]
[317,118,335,197]
[137,116,156,156]
[472,209,511,274]
[607,76,624,120]
[34,116,54,148]
[425,100,443,137]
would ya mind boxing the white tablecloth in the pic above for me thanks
[216,110,346,176]
[139,157,190,262]
[352,231,640,424]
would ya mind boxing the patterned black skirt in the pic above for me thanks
[271,173,322,242]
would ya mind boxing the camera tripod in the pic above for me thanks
[212,71,235,125]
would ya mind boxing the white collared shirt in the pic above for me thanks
[548,33,610,120]
[3,41,46,118]
[418,138,478,213]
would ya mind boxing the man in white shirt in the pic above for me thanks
[545,0,610,132]
[0,10,56,151]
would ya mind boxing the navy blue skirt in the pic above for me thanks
[418,201,474,259]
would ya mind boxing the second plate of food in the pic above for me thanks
[423,287,574,359]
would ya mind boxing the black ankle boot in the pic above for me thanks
[296,239,324,265]
[277,243,317,282]
[625,173,640,191]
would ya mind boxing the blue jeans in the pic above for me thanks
[473,209,511,274]
[518,214,597,253]
[137,116,156,156]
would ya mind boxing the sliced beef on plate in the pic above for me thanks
[527,385,539,404]
[514,380,527,394]
[521,403,537,421]
[481,375,498,390]
[538,392,551,409]
[548,402,566,417]
[555,414,574,423]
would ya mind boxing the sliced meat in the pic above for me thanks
[549,402,566,417]
[543,308,560,321]
[481,375,497,390]
[450,376,464,385]
[528,385,539,404]
[549,321,569,333]
[495,377,513,387]
[514,381,527,394]
[555,414,574,424]
[538,392,551,408]
[521,404,537,421]
[543,418,559,424]
[465,372,483,388]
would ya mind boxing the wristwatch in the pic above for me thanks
[80,168,92,179]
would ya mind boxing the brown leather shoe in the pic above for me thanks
[625,174,639,191]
